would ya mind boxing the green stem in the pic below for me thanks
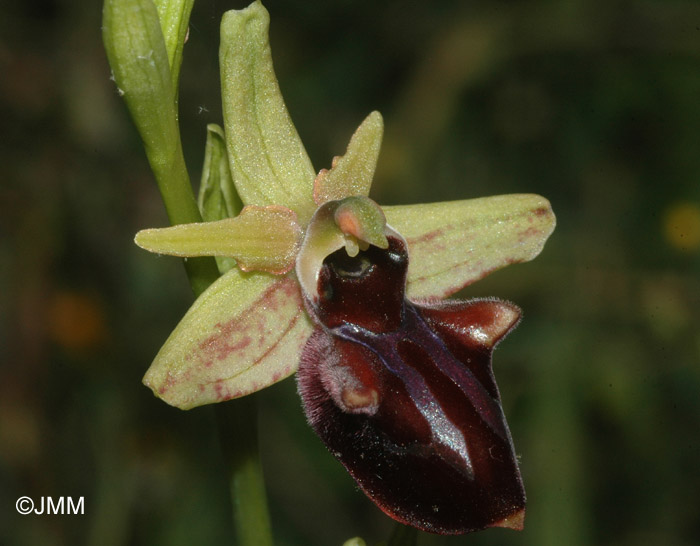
[104,0,273,542]
[147,138,221,296]
[146,88,272,546]
[144,86,271,546]
[152,145,274,546]
[216,395,274,546]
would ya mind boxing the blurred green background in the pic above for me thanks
[2,0,699,545]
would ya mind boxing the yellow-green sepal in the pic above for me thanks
[384,194,556,299]
[143,268,313,409]
[219,1,317,223]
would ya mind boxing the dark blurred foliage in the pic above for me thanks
[2,0,700,545]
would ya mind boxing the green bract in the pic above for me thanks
[109,0,555,409]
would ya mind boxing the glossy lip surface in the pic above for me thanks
[297,236,526,534]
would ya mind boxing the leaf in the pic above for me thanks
[313,111,384,205]
[135,205,302,274]
[198,124,243,272]
[153,0,195,96]
[219,1,317,223]
[143,269,314,409]
[383,194,556,299]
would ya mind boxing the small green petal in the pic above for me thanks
[143,269,313,409]
[135,205,302,274]
[219,1,317,223]
[153,0,194,96]
[384,194,556,299]
[313,111,384,205]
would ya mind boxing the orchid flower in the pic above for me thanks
[106,0,555,535]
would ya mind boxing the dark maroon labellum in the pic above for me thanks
[297,235,526,535]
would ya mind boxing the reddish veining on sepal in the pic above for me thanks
[406,221,550,299]
[386,195,555,301]
[153,276,311,408]
[158,370,179,396]
[213,380,227,400]
[225,311,303,385]
[200,336,252,366]
[205,305,306,401]
[404,226,476,267]
[193,277,300,368]
[518,226,543,242]
[406,226,448,245]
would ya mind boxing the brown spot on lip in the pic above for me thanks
[492,507,525,530]
[341,387,379,411]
